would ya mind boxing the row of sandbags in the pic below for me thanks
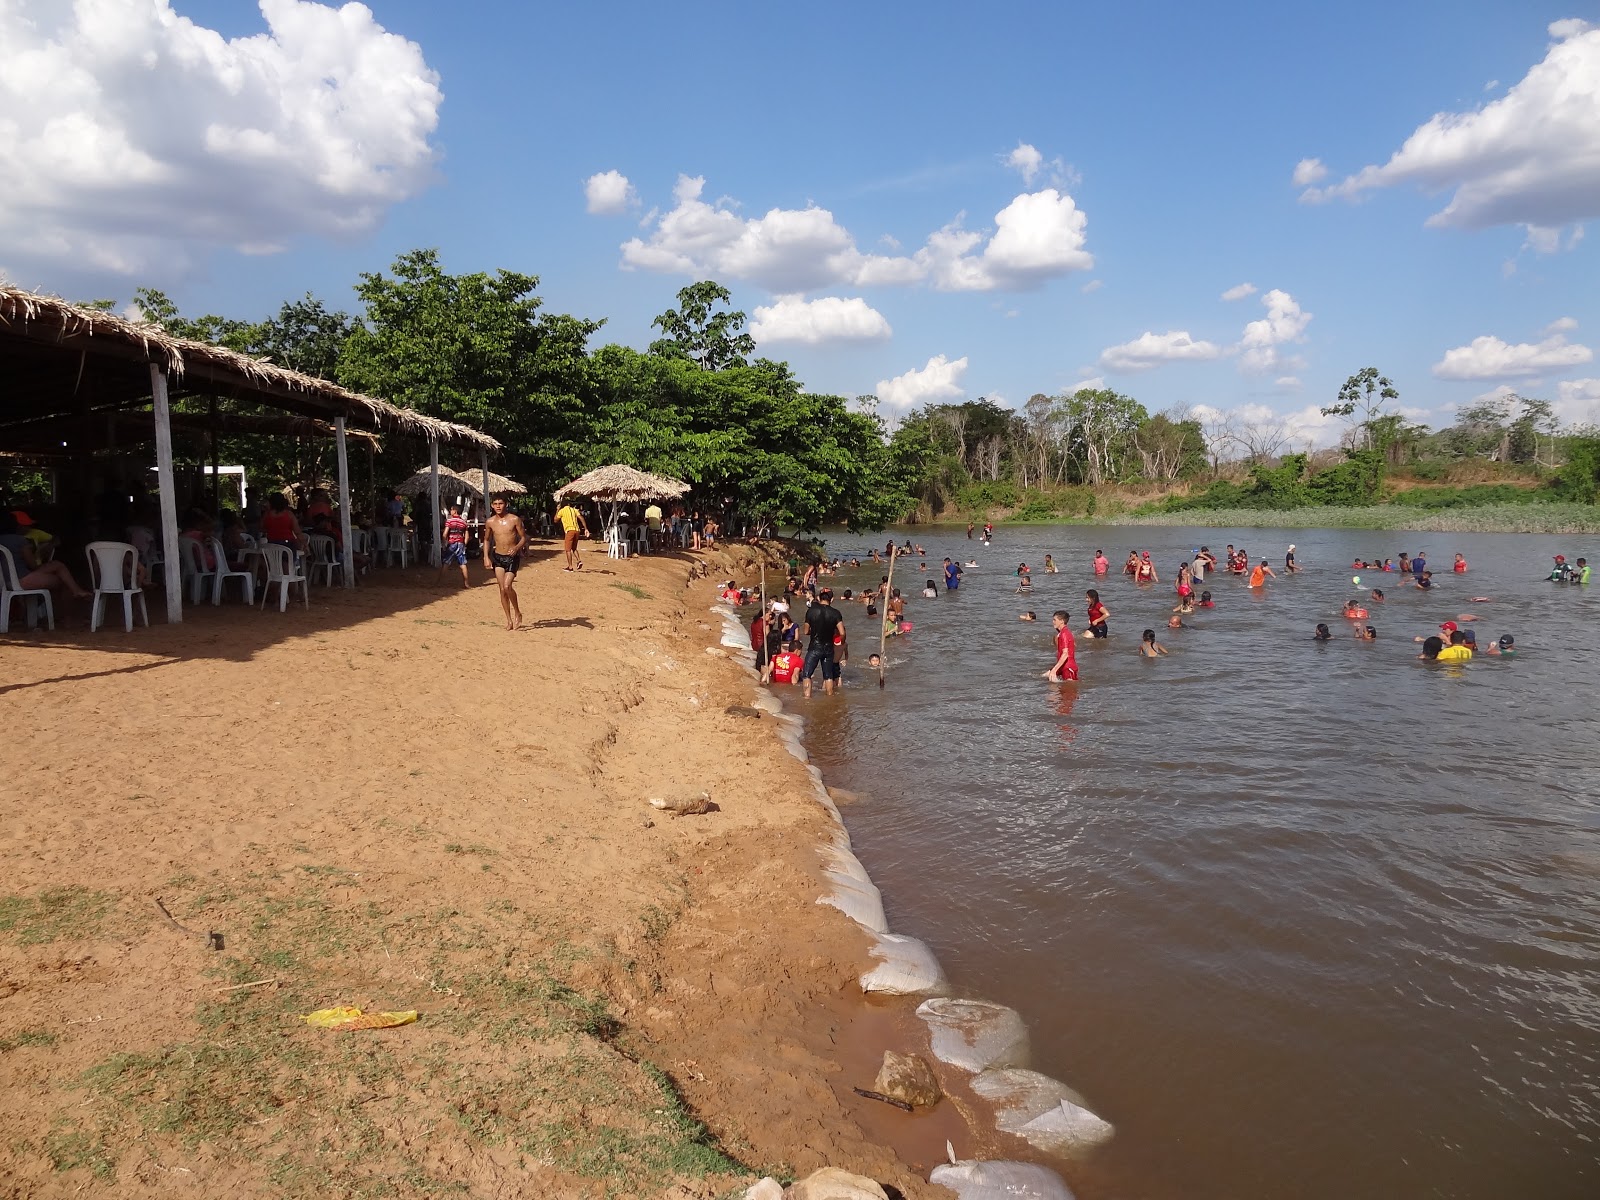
[711,602,1104,1200]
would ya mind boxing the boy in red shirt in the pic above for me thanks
[1044,609,1078,683]
[768,641,804,685]
[438,505,470,587]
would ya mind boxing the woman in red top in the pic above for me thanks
[1083,589,1109,638]
[261,493,305,554]
[1135,552,1158,584]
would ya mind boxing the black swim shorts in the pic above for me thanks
[489,551,520,574]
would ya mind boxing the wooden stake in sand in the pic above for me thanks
[878,545,897,689]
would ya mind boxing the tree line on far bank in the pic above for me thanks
[60,253,1600,529]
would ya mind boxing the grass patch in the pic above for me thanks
[1112,501,1600,533]
[0,1028,58,1052]
[0,886,119,944]
[44,1123,116,1179]
[609,582,652,600]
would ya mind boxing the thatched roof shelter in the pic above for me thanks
[0,285,498,451]
[553,464,690,503]
[0,284,503,622]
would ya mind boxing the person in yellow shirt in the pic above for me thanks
[1437,631,1472,662]
[553,500,589,571]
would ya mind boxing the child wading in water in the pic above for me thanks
[1139,628,1168,657]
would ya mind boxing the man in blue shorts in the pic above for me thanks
[943,557,962,591]
[801,587,845,698]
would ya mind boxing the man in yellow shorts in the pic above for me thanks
[553,499,589,571]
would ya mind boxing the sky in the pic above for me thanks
[3,0,1599,447]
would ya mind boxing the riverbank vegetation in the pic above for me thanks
[11,264,1598,533]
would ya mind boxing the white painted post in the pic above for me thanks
[479,447,490,525]
[335,417,354,587]
[428,437,441,567]
[149,363,183,624]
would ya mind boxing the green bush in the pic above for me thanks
[956,480,1019,513]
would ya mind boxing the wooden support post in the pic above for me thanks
[877,545,897,688]
[149,364,183,624]
[335,417,355,588]
[428,438,441,568]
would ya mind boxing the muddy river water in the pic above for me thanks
[794,525,1599,1200]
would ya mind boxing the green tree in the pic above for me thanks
[338,248,604,486]
[648,281,755,370]
[1322,367,1399,452]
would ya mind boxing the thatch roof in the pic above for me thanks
[553,464,691,502]
[450,467,526,497]
[0,285,500,452]
[394,466,469,496]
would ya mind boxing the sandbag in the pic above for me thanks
[928,1160,1075,1200]
[915,997,1031,1073]
[970,1068,1114,1154]
[818,845,873,887]
[860,932,950,997]
[819,878,888,933]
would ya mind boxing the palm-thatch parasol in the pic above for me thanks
[553,464,690,503]
[451,467,527,497]
[395,465,468,496]
[553,464,691,534]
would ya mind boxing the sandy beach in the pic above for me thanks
[0,543,1009,1198]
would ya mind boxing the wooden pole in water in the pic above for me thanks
[878,544,897,689]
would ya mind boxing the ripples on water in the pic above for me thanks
[797,527,1600,1200]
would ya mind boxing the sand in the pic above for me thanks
[0,543,1010,1198]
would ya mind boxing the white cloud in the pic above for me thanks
[1299,21,1600,239]
[1275,376,1303,391]
[1556,378,1600,425]
[1098,331,1222,372]
[1220,282,1257,301]
[749,295,892,345]
[875,354,968,415]
[1080,279,1103,294]
[584,169,636,215]
[1291,158,1327,187]
[619,176,1091,293]
[1433,330,1594,380]
[1006,142,1044,184]
[1545,316,1579,334]
[1070,376,1105,394]
[1237,289,1312,375]
[0,0,441,280]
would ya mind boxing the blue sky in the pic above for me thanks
[3,1,1598,444]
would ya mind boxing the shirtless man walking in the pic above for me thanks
[482,496,528,630]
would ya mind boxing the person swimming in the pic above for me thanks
[1313,623,1333,641]
[1417,635,1443,660]
[1355,624,1377,641]
[1485,634,1515,656]
[1343,599,1369,619]
[1198,589,1214,608]
[1369,588,1385,601]
[1019,610,1037,621]
[1139,628,1168,657]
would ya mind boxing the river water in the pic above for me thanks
[793,525,1600,1200]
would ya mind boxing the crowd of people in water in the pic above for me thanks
[718,529,1589,695]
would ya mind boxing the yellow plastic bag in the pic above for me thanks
[301,1006,418,1031]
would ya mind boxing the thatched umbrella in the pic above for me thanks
[451,468,526,497]
[553,465,691,534]
[395,465,468,496]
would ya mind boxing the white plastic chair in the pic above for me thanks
[86,541,148,632]
[350,528,371,576]
[178,535,216,605]
[607,525,628,559]
[307,534,343,586]
[260,544,307,612]
[0,544,54,633]
[375,527,411,568]
[209,538,254,605]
